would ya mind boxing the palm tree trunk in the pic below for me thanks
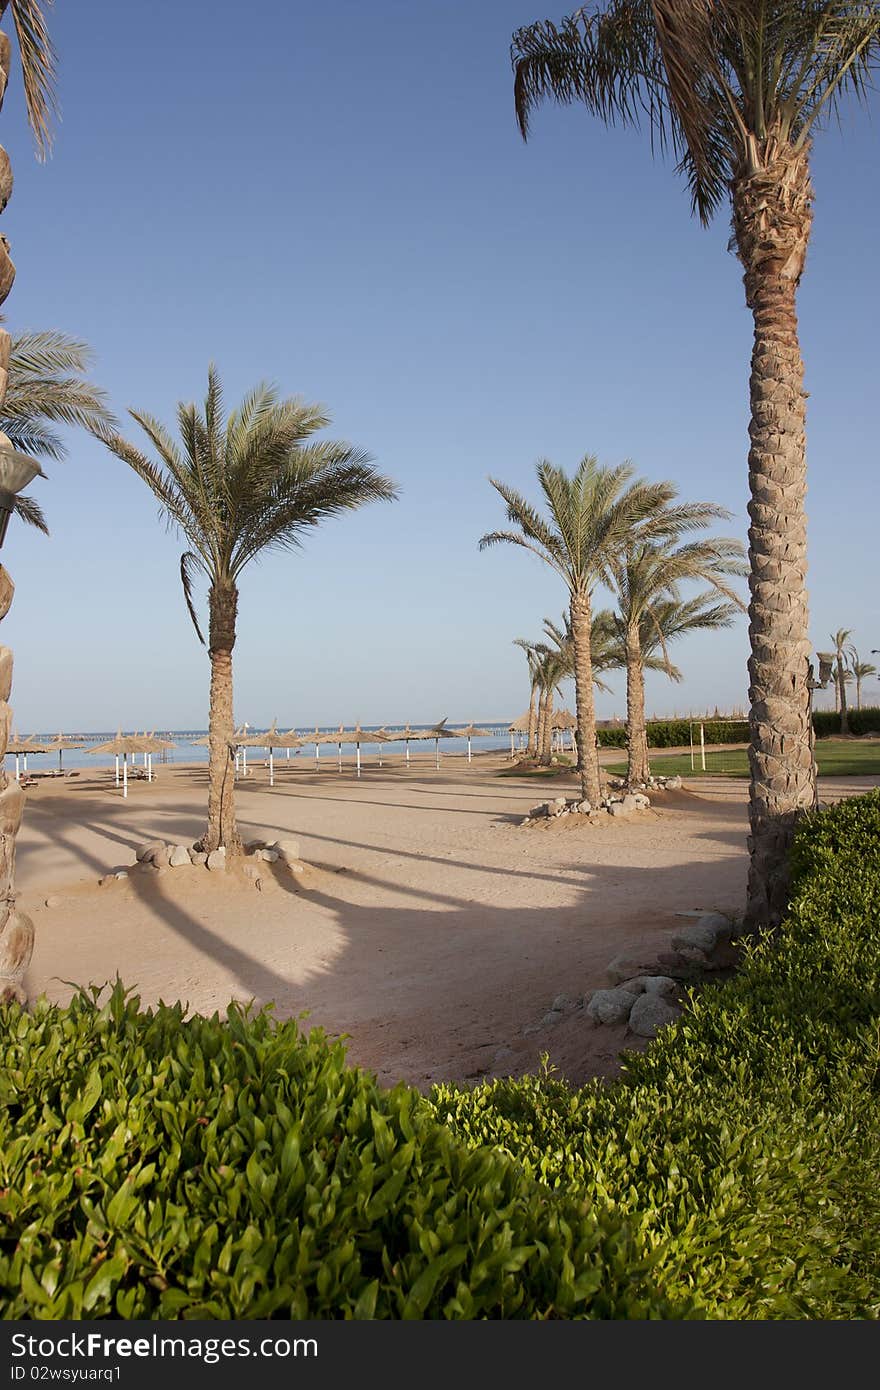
[856,677,862,713]
[536,684,552,766]
[540,690,554,764]
[732,139,816,929]
[837,659,850,736]
[527,682,538,755]
[203,582,240,853]
[624,623,650,785]
[570,591,600,805]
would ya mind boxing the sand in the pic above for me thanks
[15,754,878,1090]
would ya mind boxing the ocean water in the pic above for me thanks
[5,724,520,774]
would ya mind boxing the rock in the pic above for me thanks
[665,776,683,791]
[636,975,679,998]
[549,796,567,815]
[259,848,280,863]
[168,845,191,868]
[632,792,651,808]
[541,1009,564,1027]
[114,871,129,881]
[573,800,591,815]
[606,953,660,986]
[206,849,226,872]
[151,846,170,869]
[628,994,681,1038]
[528,803,549,819]
[608,801,630,817]
[672,919,722,954]
[552,993,578,1011]
[135,841,165,863]
[697,911,736,943]
[586,987,637,1025]
[619,977,647,995]
[189,850,208,866]
[44,896,62,909]
[243,840,264,853]
[273,838,301,861]
[519,817,531,827]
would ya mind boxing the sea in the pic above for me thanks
[6,723,518,773]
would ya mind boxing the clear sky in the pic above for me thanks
[1,0,877,730]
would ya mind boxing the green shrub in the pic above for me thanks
[0,988,676,1320]
[812,706,880,739]
[596,718,749,749]
[432,790,880,1318]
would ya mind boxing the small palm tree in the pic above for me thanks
[512,637,542,755]
[1,327,112,533]
[830,629,855,735]
[595,593,742,783]
[848,651,877,713]
[608,523,747,784]
[94,367,397,852]
[510,4,880,923]
[480,456,681,805]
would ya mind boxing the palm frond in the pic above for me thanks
[7,0,59,159]
[180,550,207,646]
[12,490,47,533]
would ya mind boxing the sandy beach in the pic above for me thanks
[15,753,878,1090]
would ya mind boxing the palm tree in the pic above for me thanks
[93,367,396,852]
[512,637,542,755]
[608,522,747,784]
[0,1,58,1001]
[510,5,880,923]
[848,651,877,712]
[0,327,112,532]
[480,456,681,806]
[829,628,855,734]
[595,593,743,783]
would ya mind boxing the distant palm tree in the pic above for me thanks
[830,629,855,735]
[848,651,877,713]
[1,327,112,533]
[540,612,616,766]
[608,523,746,784]
[94,367,397,852]
[510,3,880,924]
[512,637,542,755]
[595,593,742,783]
[480,456,678,805]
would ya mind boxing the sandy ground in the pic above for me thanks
[15,754,879,1090]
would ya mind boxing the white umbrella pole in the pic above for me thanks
[269,750,274,787]
[286,747,290,760]
[123,754,128,800]
[510,732,514,756]
[406,741,410,765]
[467,736,472,763]
[58,749,63,772]
[242,746,248,777]
[315,742,320,768]
[435,738,440,770]
[14,753,19,781]
[337,743,342,771]
[23,753,27,772]
[147,753,152,783]
[356,745,361,778]
[115,754,120,787]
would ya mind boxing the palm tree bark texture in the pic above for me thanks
[624,622,650,786]
[732,139,815,929]
[0,27,32,1003]
[205,583,240,853]
[570,591,601,805]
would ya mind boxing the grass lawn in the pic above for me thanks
[606,739,880,780]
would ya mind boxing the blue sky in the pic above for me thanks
[1,0,877,730]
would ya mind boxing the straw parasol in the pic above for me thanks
[337,723,390,779]
[45,731,87,774]
[551,708,578,753]
[275,727,305,762]
[239,723,282,785]
[136,732,177,782]
[87,730,148,798]
[457,722,492,763]
[507,710,532,755]
[391,722,421,766]
[6,734,52,781]
[305,725,338,768]
[412,718,461,770]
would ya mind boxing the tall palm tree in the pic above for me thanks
[608,522,747,783]
[510,4,880,924]
[829,628,855,734]
[848,651,876,713]
[595,592,743,783]
[480,456,681,805]
[94,367,396,852]
[0,0,58,1002]
[540,612,616,764]
[0,327,112,532]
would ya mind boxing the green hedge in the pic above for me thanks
[432,790,880,1318]
[2,793,879,1318]
[595,708,880,748]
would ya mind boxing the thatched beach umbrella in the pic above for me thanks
[276,728,305,762]
[458,722,492,763]
[338,724,389,779]
[552,708,578,753]
[414,718,461,770]
[240,723,282,786]
[507,711,532,755]
[306,725,337,769]
[137,732,177,782]
[45,731,87,774]
[6,734,52,781]
[87,731,147,798]
[392,722,421,766]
